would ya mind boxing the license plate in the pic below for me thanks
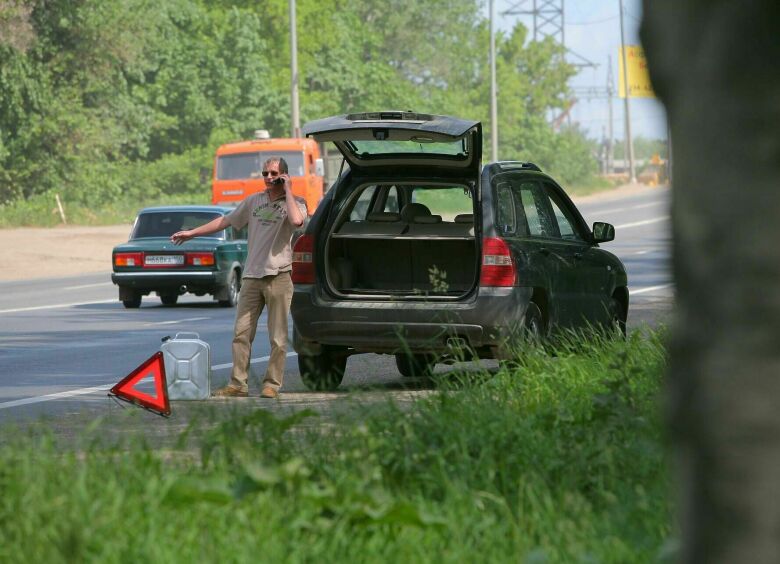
[144,255,184,266]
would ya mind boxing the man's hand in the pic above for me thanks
[281,173,292,193]
[170,230,194,245]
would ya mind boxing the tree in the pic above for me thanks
[642,1,780,561]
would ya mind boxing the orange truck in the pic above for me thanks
[211,130,324,215]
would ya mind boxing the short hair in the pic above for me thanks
[263,157,288,174]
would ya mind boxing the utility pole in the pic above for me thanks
[618,0,636,183]
[607,55,614,174]
[489,0,498,162]
[289,0,301,138]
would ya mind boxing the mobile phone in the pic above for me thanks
[272,176,285,185]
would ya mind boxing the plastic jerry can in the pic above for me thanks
[160,332,211,400]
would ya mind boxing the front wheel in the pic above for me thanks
[160,293,178,306]
[607,298,627,339]
[299,348,347,391]
[395,353,436,378]
[218,269,240,307]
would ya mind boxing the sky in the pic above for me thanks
[491,0,668,142]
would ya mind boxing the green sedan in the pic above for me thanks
[111,206,247,309]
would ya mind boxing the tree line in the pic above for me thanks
[0,0,596,212]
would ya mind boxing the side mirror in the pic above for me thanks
[314,158,325,177]
[592,221,615,243]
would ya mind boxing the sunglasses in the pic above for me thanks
[261,171,280,177]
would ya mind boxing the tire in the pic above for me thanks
[218,269,240,307]
[122,292,142,309]
[522,302,544,344]
[608,298,627,339]
[299,348,347,391]
[160,293,178,306]
[395,353,436,378]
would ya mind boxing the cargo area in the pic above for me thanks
[325,211,478,297]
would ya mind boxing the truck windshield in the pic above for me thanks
[132,212,224,239]
[216,151,306,180]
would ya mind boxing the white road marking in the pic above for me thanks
[0,299,116,314]
[593,201,663,215]
[63,282,112,291]
[144,316,211,327]
[634,249,652,255]
[0,352,299,410]
[632,283,674,295]
[615,216,669,230]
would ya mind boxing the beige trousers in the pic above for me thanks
[228,272,293,392]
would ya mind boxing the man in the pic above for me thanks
[171,157,306,398]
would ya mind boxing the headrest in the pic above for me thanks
[366,212,401,222]
[414,215,443,224]
[400,202,432,222]
[454,213,474,224]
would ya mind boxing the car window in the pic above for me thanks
[545,185,584,242]
[132,212,224,239]
[350,186,377,221]
[232,224,248,241]
[383,186,400,213]
[516,182,558,238]
[411,186,473,217]
[494,181,516,235]
[216,151,305,179]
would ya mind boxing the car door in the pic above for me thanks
[492,175,572,328]
[542,182,609,327]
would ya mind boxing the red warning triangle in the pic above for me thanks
[109,351,171,417]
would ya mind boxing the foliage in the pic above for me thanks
[614,135,669,160]
[0,330,673,562]
[0,0,602,225]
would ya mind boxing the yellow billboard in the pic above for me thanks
[618,45,656,98]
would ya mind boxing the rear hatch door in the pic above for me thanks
[303,111,481,177]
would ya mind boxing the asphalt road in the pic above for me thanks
[0,186,672,425]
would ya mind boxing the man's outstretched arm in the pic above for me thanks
[170,215,231,245]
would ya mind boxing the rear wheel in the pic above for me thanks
[522,302,544,344]
[122,291,142,309]
[299,348,347,391]
[395,353,436,378]
[218,269,240,307]
[160,293,178,306]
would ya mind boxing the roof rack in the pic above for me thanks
[496,161,542,172]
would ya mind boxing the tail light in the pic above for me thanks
[480,237,516,287]
[185,252,215,266]
[292,235,314,284]
[114,252,143,267]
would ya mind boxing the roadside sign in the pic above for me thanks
[109,351,171,417]
[618,45,656,98]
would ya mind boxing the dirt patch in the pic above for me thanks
[3,225,132,281]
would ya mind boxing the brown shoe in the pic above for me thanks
[212,385,248,398]
[260,386,278,399]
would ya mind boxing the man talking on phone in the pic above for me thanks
[171,157,306,398]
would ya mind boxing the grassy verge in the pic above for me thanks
[566,175,625,197]
[0,330,673,562]
[0,192,211,228]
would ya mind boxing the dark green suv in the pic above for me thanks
[291,112,627,390]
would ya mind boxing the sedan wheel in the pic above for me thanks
[160,293,178,306]
[218,269,240,307]
[122,292,142,309]
[395,353,436,378]
[608,298,627,339]
[299,348,347,391]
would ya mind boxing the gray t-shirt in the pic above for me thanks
[226,191,307,278]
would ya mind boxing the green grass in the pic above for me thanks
[0,330,674,562]
[0,192,211,228]
[566,175,624,197]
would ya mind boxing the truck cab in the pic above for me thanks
[211,130,325,215]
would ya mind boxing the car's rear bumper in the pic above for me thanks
[111,271,220,290]
[291,285,533,357]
